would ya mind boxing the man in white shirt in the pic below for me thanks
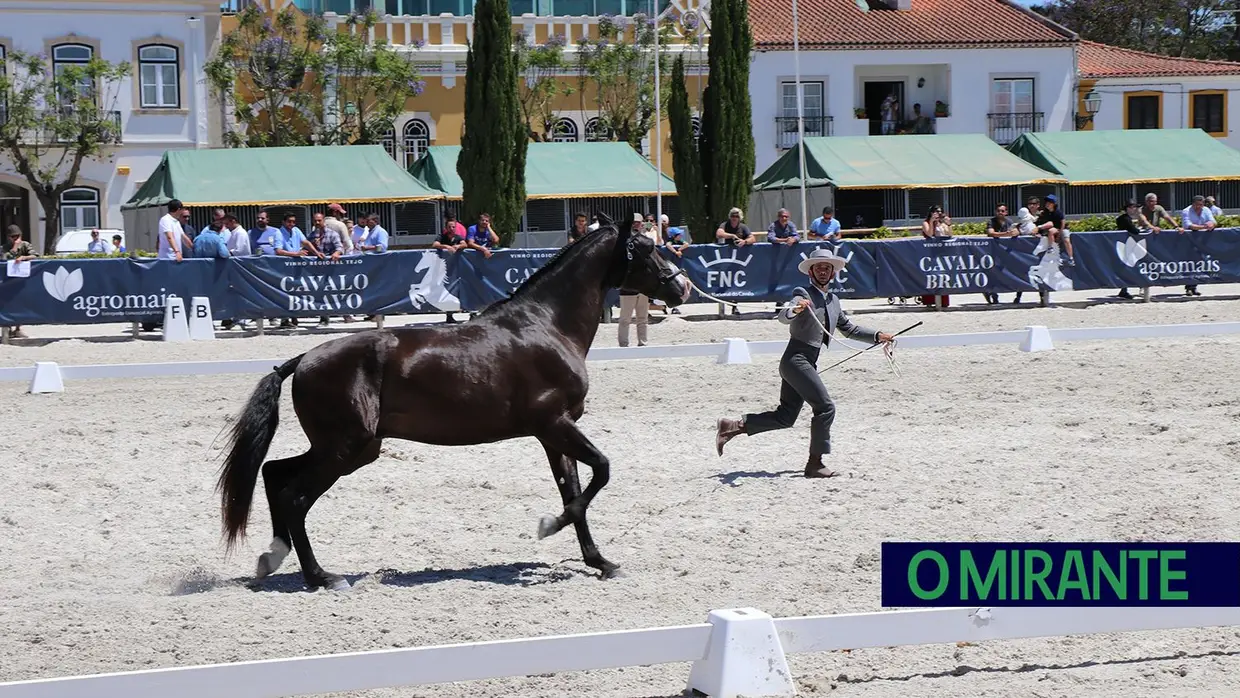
[157,199,185,262]
[221,212,251,256]
[1181,195,1216,297]
[85,229,113,254]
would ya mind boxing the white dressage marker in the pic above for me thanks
[718,337,753,364]
[27,362,64,394]
[162,296,189,342]
[686,608,793,698]
[1019,325,1054,352]
[188,296,216,341]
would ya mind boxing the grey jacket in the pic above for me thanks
[780,284,880,348]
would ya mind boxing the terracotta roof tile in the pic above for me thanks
[750,0,1076,50]
[1078,40,1240,78]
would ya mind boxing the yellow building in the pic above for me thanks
[221,0,710,179]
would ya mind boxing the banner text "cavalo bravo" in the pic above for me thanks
[881,543,1240,606]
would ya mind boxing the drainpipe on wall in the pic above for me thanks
[186,17,208,148]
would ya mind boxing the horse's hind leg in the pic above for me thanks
[280,440,382,591]
[255,454,309,579]
[541,445,616,576]
[535,418,619,578]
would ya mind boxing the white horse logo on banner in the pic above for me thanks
[1027,235,1074,291]
[409,251,461,311]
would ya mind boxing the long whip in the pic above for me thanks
[817,320,923,376]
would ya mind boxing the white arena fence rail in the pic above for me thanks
[5,321,1240,392]
[4,605,1240,698]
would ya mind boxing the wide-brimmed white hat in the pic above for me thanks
[797,247,847,275]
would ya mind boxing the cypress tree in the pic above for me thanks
[668,55,711,243]
[459,0,527,245]
[699,0,756,224]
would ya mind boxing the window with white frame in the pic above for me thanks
[584,117,612,142]
[60,187,101,232]
[992,78,1034,115]
[402,118,430,168]
[381,125,397,160]
[138,45,180,109]
[779,81,825,136]
[551,117,578,143]
[53,44,95,103]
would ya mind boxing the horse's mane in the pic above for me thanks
[481,224,620,312]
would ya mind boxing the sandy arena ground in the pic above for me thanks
[3,287,1240,697]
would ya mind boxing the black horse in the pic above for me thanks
[216,218,690,590]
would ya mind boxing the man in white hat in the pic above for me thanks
[714,247,895,478]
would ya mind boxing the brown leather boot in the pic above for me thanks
[804,455,838,479]
[715,417,744,456]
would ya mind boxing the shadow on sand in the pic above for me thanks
[708,469,801,487]
[171,561,579,595]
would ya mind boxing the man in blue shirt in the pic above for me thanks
[193,221,231,258]
[809,206,841,241]
[258,213,309,257]
[357,212,389,253]
[466,212,500,258]
[249,210,279,252]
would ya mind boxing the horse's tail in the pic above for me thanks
[216,353,304,551]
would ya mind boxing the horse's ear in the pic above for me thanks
[595,211,614,227]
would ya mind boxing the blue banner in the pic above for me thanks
[881,542,1240,607]
[5,229,1240,326]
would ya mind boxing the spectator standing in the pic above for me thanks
[111,234,125,254]
[568,212,590,245]
[920,205,952,308]
[1140,192,1177,233]
[1115,198,1156,300]
[193,220,231,259]
[767,209,800,246]
[221,212,251,256]
[305,213,339,261]
[323,203,354,254]
[86,229,113,254]
[258,213,310,258]
[983,203,1017,304]
[1206,196,1223,218]
[200,208,225,236]
[617,213,654,347]
[249,210,278,252]
[466,213,500,258]
[158,199,185,262]
[4,225,36,339]
[432,216,467,252]
[715,207,754,245]
[356,213,389,253]
[1181,195,1216,296]
[808,206,841,241]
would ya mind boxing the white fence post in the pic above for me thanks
[686,608,794,698]
[28,361,63,394]
[1019,325,1054,352]
[717,338,752,364]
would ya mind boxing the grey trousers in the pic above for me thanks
[743,340,836,456]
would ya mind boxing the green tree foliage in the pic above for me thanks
[205,5,325,147]
[575,13,672,150]
[698,0,755,224]
[1030,0,1238,60]
[0,50,129,253]
[513,33,573,141]
[668,55,711,242]
[320,11,426,147]
[459,0,526,244]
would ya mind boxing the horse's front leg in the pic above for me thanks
[535,419,619,578]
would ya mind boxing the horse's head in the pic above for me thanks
[609,217,690,307]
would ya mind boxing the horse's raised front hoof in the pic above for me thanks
[255,538,290,579]
[536,514,561,540]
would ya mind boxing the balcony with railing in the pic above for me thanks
[775,116,832,149]
[987,111,1042,145]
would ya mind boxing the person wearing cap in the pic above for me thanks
[324,203,354,254]
[5,225,36,339]
[714,248,895,478]
[1205,196,1223,218]
[1034,194,1075,267]
[661,214,690,257]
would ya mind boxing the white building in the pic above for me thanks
[0,0,222,250]
[747,0,1079,176]
[1078,40,1240,151]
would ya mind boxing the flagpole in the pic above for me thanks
[653,0,663,231]
[792,0,808,232]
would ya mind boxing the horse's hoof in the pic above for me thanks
[537,514,560,540]
[255,539,290,579]
[311,574,350,591]
[328,577,351,591]
[600,562,623,580]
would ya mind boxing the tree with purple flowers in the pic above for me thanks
[205,5,326,147]
[574,13,672,151]
[320,10,426,147]
[513,32,574,142]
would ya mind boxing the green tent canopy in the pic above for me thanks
[752,134,1065,190]
[408,142,676,200]
[122,145,444,210]
[1006,129,1240,185]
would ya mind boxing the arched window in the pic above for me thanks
[53,44,94,102]
[381,125,396,160]
[138,44,180,109]
[551,117,578,143]
[584,116,612,142]
[60,187,100,232]
[402,118,430,169]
